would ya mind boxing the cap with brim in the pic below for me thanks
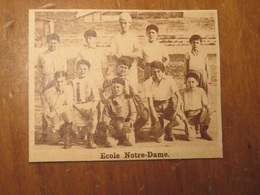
[117,56,132,69]
[112,77,125,86]
[119,13,132,22]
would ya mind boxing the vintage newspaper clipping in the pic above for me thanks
[29,9,222,162]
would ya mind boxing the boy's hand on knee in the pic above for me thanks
[152,121,162,132]
[122,122,132,133]
[108,125,116,135]
[204,105,212,114]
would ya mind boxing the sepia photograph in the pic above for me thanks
[29,9,222,162]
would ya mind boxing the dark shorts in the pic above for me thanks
[153,98,175,120]
[185,108,210,125]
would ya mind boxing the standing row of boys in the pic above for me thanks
[37,12,213,149]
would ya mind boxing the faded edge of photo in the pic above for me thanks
[28,9,223,162]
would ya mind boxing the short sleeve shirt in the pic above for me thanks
[43,85,73,116]
[179,87,208,111]
[38,49,67,88]
[144,75,178,101]
[77,46,107,74]
[142,41,169,64]
[111,32,140,57]
[77,46,107,88]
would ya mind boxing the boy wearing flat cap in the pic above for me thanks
[101,57,149,134]
[77,29,108,89]
[71,59,100,148]
[142,24,169,80]
[110,12,141,93]
[116,57,149,138]
[97,56,134,143]
[144,61,193,142]
[179,72,213,140]
[102,77,137,147]
[116,56,134,94]
[184,34,211,95]
[101,56,136,102]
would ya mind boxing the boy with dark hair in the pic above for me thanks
[77,29,108,89]
[43,71,73,148]
[102,77,137,147]
[142,24,169,80]
[38,33,67,93]
[72,59,100,148]
[37,33,68,143]
[184,34,211,95]
[179,72,213,140]
[144,61,193,142]
[46,33,60,43]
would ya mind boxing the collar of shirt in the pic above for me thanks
[120,31,127,35]
[116,73,129,80]
[112,95,126,107]
[186,87,198,93]
[148,40,158,44]
[151,74,166,84]
[191,49,199,56]
[55,89,64,95]
[46,49,59,55]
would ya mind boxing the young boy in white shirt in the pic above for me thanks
[72,59,100,148]
[142,24,169,80]
[179,72,213,140]
[145,61,192,142]
[184,34,211,95]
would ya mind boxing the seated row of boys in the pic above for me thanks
[42,56,213,149]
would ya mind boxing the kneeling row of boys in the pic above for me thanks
[42,61,213,149]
